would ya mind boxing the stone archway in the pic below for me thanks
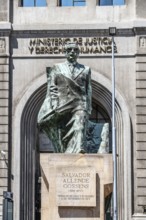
[12,71,131,220]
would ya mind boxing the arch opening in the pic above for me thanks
[16,73,131,220]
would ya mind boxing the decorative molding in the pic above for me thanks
[139,37,146,48]
[134,27,146,36]
[12,28,135,37]
[0,38,6,53]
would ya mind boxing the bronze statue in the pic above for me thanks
[37,42,92,153]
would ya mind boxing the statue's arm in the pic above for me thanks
[87,68,92,115]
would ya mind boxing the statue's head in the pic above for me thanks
[64,42,80,63]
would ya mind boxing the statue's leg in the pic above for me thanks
[42,124,61,153]
[64,110,87,153]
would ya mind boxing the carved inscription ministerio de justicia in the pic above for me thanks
[28,37,117,55]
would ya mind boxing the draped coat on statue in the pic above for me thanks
[38,61,92,153]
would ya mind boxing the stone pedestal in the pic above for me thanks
[40,154,113,220]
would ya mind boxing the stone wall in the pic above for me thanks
[0,1,10,219]
[0,43,9,220]
[135,36,146,214]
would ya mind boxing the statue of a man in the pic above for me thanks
[37,42,92,153]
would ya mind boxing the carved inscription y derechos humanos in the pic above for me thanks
[28,37,117,55]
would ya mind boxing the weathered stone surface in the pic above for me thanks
[137,178,146,186]
[136,72,146,80]
[0,116,8,125]
[137,151,146,159]
[137,89,146,97]
[0,64,8,73]
[136,0,146,18]
[0,91,8,99]
[136,106,146,115]
[0,99,8,107]
[0,73,8,81]
[136,133,146,141]
[0,133,8,142]
[0,187,7,196]
[0,169,7,178]
[136,81,146,89]
[0,108,8,116]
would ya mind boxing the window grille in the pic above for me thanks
[99,0,124,6]
[21,0,47,7]
[59,0,86,6]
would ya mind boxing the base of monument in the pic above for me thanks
[40,153,113,220]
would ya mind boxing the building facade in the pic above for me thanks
[0,0,146,219]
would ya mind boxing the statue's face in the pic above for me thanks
[65,44,79,63]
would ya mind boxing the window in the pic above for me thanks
[21,0,47,7]
[99,0,124,5]
[58,0,86,6]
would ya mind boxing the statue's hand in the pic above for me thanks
[50,85,58,98]
[52,99,58,110]
[50,85,58,110]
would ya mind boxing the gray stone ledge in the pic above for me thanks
[11,27,135,37]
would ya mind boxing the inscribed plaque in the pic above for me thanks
[56,166,96,207]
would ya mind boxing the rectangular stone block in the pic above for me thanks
[0,116,8,125]
[136,98,146,106]
[0,64,8,73]
[0,169,7,178]
[0,99,8,107]
[136,142,146,150]
[137,169,146,178]
[136,133,146,141]
[0,160,8,169]
[0,91,8,98]
[136,89,146,97]
[0,133,8,142]
[137,187,146,196]
[136,72,146,80]
[136,0,146,19]
[136,63,146,71]
[136,115,146,124]
[137,197,146,206]
[0,187,7,196]
[137,160,146,168]
[136,81,146,89]
[0,107,8,116]
[0,144,8,152]
[137,178,146,187]
[0,125,8,133]
[136,124,146,132]
[136,106,146,115]
[137,151,146,160]
[136,57,146,63]
[0,58,8,65]
[0,196,3,204]
[0,82,8,90]
[0,178,7,187]
[0,73,8,81]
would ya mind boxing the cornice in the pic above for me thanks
[11,28,135,37]
[134,27,146,35]
[0,25,146,37]
[0,22,12,36]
